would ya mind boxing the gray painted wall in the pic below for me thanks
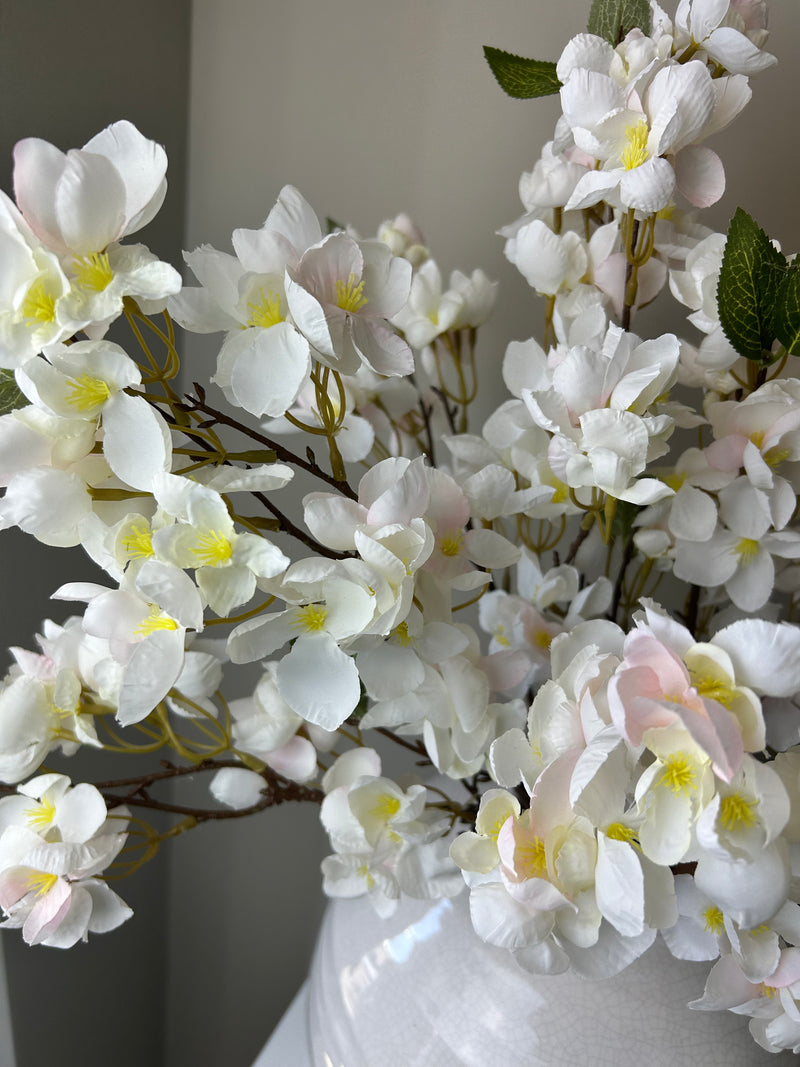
[0,2,191,1064]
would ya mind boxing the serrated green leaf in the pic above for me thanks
[587,0,651,44]
[717,208,787,362]
[773,265,800,356]
[483,46,560,99]
[0,369,27,416]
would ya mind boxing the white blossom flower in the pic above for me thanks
[152,473,289,617]
[0,773,131,947]
[286,231,413,377]
[674,0,777,75]
[13,121,167,256]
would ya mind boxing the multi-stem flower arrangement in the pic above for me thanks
[2,0,800,1055]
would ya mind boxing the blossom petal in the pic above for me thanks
[277,633,360,730]
[210,767,265,810]
[116,629,185,726]
[219,322,310,418]
[674,146,725,208]
[82,120,168,234]
[102,392,171,491]
[712,621,800,698]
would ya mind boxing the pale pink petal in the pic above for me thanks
[675,146,725,208]
[13,138,65,248]
[284,275,335,357]
[22,877,72,945]
[38,884,94,948]
[266,735,317,782]
[350,317,414,378]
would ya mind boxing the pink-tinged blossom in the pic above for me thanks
[674,0,777,75]
[13,121,167,256]
[286,231,413,378]
[560,56,743,212]
[0,774,131,947]
[608,629,744,780]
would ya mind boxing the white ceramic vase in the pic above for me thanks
[307,891,785,1066]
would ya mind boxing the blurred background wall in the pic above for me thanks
[0,2,191,1064]
[1,1,799,1064]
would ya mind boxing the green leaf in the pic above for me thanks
[0,369,27,416]
[483,46,560,99]
[717,208,787,362]
[587,0,651,45]
[610,499,639,544]
[773,264,800,356]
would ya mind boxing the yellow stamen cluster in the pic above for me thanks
[735,538,759,566]
[26,871,58,898]
[246,289,284,329]
[764,446,791,468]
[121,524,154,559]
[293,604,328,633]
[621,120,650,171]
[606,822,640,849]
[26,798,56,833]
[719,792,758,831]
[533,629,553,650]
[517,836,548,879]
[545,477,569,504]
[135,607,179,637]
[370,794,401,820]
[440,530,464,558]
[702,905,724,935]
[393,621,416,648]
[335,273,368,313]
[74,251,114,292]
[494,626,511,648]
[356,864,376,889]
[690,671,736,709]
[487,816,508,841]
[66,373,112,411]
[22,280,56,325]
[192,529,233,567]
[660,753,695,795]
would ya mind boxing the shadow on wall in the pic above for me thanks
[0,1,190,1065]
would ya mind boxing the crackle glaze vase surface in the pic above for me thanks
[307,892,782,1067]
